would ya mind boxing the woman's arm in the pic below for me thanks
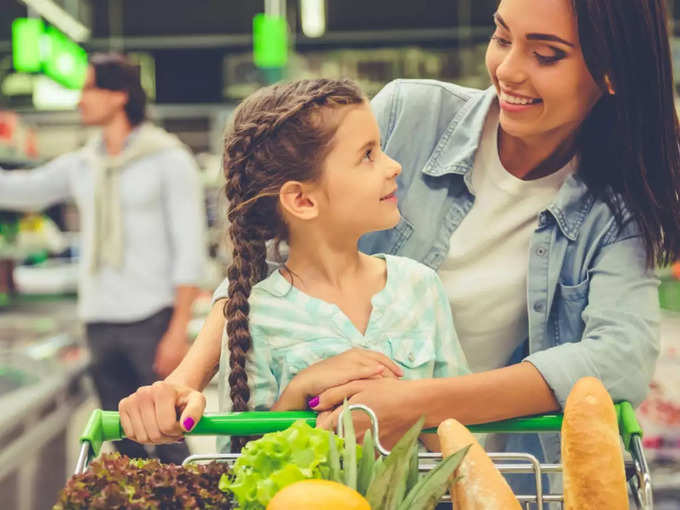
[314,362,559,448]
[525,233,659,409]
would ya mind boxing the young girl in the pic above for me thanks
[119,78,469,452]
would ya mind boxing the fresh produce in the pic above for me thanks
[267,480,370,510]
[53,452,232,510]
[221,404,470,510]
[348,413,469,510]
[438,418,521,510]
[219,420,347,510]
[562,377,629,510]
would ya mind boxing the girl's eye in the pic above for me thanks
[491,34,511,47]
[363,149,375,162]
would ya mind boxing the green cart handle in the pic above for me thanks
[79,401,642,459]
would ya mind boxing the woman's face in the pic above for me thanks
[485,0,603,143]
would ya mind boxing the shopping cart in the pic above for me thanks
[74,401,652,509]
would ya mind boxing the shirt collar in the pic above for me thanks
[421,85,594,241]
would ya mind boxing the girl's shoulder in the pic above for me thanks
[379,253,439,284]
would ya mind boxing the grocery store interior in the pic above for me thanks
[1,0,679,509]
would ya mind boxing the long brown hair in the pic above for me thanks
[222,79,364,451]
[573,0,680,266]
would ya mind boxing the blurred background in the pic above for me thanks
[0,1,679,508]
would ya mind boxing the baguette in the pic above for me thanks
[438,418,521,510]
[562,377,629,510]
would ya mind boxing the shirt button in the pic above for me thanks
[536,246,548,257]
[408,352,415,363]
[533,302,545,313]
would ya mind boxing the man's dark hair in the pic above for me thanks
[89,53,146,126]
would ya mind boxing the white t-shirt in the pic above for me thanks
[438,102,575,373]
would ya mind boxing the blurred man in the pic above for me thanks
[0,53,206,464]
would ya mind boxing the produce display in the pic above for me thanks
[53,453,232,509]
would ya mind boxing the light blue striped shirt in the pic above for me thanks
[216,254,469,447]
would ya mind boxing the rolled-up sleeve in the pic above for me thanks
[525,232,660,408]
[162,148,207,286]
[211,277,229,305]
[0,153,76,211]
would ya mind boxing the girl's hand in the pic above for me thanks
[272,348,404,411]
[314,377,421,449]
[118,381,206,444]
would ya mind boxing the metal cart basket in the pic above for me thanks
[75,401,652,509]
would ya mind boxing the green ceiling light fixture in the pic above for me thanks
[12,18,44,73]
[252,13,289,69]
[11,19,88,90]
[42,26,88,90]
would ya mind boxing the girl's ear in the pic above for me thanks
[279,181,319,221]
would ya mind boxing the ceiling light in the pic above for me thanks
[18,0,90,42]
[300,0,326,38]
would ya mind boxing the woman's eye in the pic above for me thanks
[534,50,566,65]
[491,35,511,47]
[364,149,374,162]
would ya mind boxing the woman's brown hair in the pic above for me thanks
[222,79,364,451]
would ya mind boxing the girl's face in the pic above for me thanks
[316,102,402,239]
[485,0,603,143]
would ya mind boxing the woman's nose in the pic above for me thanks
[496,49,528,86]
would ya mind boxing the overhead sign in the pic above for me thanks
[252,14,288,68]
[11,18,88,90]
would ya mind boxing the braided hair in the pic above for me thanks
[223,79,364,451]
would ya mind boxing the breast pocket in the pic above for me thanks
[387,333,435,377]
[555,275,590,343]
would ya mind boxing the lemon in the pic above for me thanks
[267,480,371,510]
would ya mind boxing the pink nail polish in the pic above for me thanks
[308,396,320,408]
[183,417,195,431]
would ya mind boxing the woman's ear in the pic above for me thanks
[604,74,616,95]
[279,181,319,221]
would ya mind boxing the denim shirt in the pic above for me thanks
[360,79,660,478]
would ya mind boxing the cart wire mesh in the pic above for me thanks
[75,402,653,509]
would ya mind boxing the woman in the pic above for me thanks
[120,0,679,496]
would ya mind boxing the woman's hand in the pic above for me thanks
[118,380,206,444]
[272,348,404,411]
[313,377,421,449]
